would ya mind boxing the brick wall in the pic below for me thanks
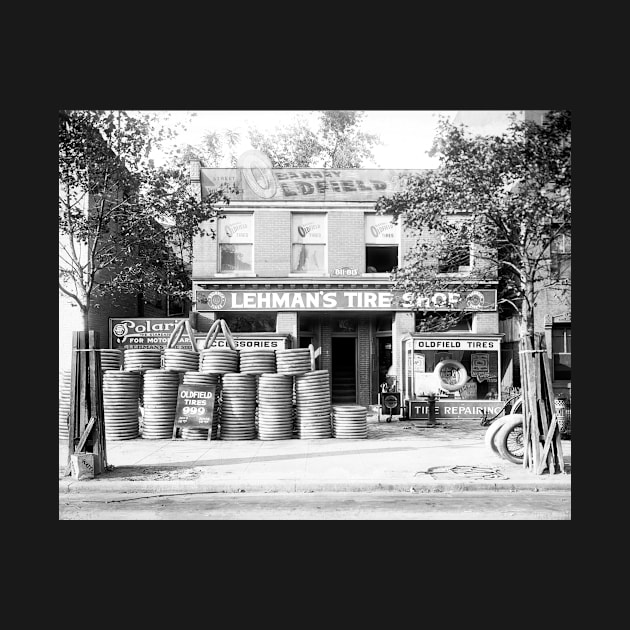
[255,210,291,276]
[328,211,365,271]
[192,219,218,278]
[276,312,298,346]
[357,318,371,406]
[474,311,499,334]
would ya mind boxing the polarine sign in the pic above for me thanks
[195,289,496,312]
[109,318,289,350]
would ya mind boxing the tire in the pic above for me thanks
[496,413,525,464]
[484,416,510,456]
[434,360,468,392]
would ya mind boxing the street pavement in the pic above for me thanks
[59,412,571,495]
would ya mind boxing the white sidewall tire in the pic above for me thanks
[434,360,468,392]
[496,413,525,464]
[484,416,510,456]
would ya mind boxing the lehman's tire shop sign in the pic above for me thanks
[194,289,496,312]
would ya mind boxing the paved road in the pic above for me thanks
[59,490,571,520]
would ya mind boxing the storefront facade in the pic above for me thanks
[189,153,501,415]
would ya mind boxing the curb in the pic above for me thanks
[59,477,571,495]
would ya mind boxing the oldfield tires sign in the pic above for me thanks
[195,289,496,312]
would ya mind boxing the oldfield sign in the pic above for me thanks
[201,167,427,203]
[195,289,496,312]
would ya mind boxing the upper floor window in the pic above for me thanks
[365,214,399,273]
[550,232,571,280]
[552,323,571,380]
[438,243,471,274]
[218,213,253,273]
[291,213,326,274]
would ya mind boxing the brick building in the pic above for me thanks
[189,151,504,418]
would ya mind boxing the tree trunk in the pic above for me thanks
[80,306,89,332]
[519,276,535,340]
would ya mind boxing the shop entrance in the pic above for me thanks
[331,337,357,404]
[377,336,393,391]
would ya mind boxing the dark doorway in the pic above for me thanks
[331,337,356,404]
[378,336,393,389]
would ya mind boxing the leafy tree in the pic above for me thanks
[375,110,571,338]
[59,110,231,330]
[176,127,242,167]
[248,110,381,168]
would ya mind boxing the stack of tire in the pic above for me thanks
[198,319,238,374]
[123,348,162,372]
[59,369,72,441]
[102,371,141,440]
[239,349,276,375]
[332,405,368,439]
[162,320,200,373]
[275,348,312,376]
[219,373,257,440]
[294,370,332,439]
[256,373,294,440]
[100,349,123,372]
[141,369,181,439]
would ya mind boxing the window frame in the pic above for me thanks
[551,323,571,381]
[364,212,400,276]
[289,211,328,276]
[216,212,255,276]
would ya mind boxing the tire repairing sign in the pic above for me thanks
[173,384,216,433]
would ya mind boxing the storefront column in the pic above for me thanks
[393,311,415,394]
[357,318,371,407]
[320,318,332,374]
[276,312,298,348]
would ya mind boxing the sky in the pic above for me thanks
[148,110,462,169]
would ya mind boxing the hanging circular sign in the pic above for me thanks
[237,150,277,199]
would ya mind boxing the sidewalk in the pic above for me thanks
[58,415,571,494]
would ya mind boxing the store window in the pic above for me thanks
[291,213,326,273]
[551,232,571,281]
[405,339,499,400]
[438,243,471,274]
[415,313,473,333]
[552,323,571,380]
[365,214,399,273]
[218,213,253,273]
[222,313,276,332]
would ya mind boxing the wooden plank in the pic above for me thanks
[75,417,96,453]
[78,332,88,452]
[519,338,530,468]
[540,346,564,472]
[538,403,554,475]
[554,427,565,473]
[91,331,107,473]
[66,331,79,472]
[523,336,541,472]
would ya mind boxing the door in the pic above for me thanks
[331,337,357,404]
